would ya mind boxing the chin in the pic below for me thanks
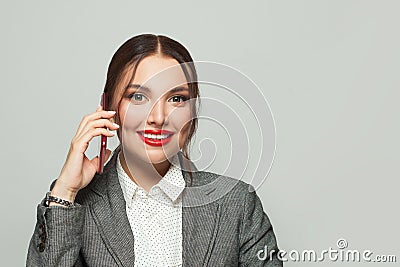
[145,153,168,164]
[140,148,173,163]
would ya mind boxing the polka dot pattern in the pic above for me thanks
[116,152,185,267]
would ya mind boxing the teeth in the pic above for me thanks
[141,132,171,140]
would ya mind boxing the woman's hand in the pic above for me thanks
[50,105,120,204]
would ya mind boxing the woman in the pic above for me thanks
[26,34,282,266]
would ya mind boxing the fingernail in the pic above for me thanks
[107,111,116,114]
[113,123,120,128]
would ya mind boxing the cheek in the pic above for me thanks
[170,108,192,146]
[119,103,148,128]
[170,107,191,131]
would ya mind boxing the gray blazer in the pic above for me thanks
[26,148,283,266]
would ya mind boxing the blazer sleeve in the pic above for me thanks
[26,182,86,267]
[239,188,283,267]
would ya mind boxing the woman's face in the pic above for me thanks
[118,55,192,165]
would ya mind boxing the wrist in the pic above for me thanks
[51,181,78,203]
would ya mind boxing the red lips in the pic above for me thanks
[137,129,174,146]
[140,129,174,135]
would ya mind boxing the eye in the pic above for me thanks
[169,95,188,103]
[127,93,148,104]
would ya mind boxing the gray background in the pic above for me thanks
[1,0,399,266]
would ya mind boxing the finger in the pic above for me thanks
[85,110,116,123]
[91,118,119,129]
[77,119,119,139]
[76,110,116,137]
[73,128,115,154]
[81,150,98,175]
[89,149,112,172]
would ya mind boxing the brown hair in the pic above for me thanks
[103,34,199,184]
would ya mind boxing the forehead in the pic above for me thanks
[132,55,188,90]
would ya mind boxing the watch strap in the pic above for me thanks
[44,191,75,207]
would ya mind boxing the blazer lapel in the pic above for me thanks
[88,149,135,267]
[179,151,221,266]
[182,193,220,266]
[86,148,221,266]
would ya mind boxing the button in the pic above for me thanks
[39,233,46,242]
[38,242,45,252]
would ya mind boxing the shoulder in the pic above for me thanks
[193,169,255,190]
[191,170,257,205]
[191,171,272,235]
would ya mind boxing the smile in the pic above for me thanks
[137,130,174,146]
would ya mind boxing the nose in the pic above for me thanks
[146,99,167,126]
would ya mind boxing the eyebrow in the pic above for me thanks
[126,84,189,94]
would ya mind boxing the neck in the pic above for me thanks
[119,150,171,194]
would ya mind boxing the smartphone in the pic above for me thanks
[97,92,108,174]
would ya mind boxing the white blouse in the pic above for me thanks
[116,152,185,267]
